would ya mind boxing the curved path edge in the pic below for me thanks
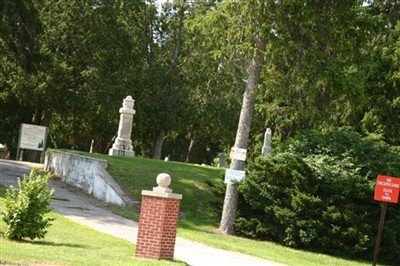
[0,159,286,266]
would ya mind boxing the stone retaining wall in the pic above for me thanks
[45,150,131,206]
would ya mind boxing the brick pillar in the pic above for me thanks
[135,173,182,260]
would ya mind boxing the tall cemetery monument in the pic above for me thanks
[109,96,136,157]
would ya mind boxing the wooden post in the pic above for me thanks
[373,202,387,266]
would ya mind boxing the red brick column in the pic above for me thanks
[135,174,182,260]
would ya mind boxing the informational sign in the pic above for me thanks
[224,169,246,184]
[230,147,247,161]
[374,175,400,204]
[18,123,48,151]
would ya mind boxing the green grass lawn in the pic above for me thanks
[62,150,371,266]
[177,227,371,266]
[0,186,184,266]
[65,150,225,225]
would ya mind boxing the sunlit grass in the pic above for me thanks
[177,223,371,266]
[0,184,184,266]
[62,150,225,224]
[64,150,372,266]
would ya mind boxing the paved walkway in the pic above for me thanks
[0,159,285,266]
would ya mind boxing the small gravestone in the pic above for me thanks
[109,96,136,157]
[0,143,8,159]
[89,139,94,153]
[218,152,227,167]
[262,128,272,156]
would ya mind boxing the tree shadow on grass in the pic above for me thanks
[15,239,87,248]
[172,260,190,266]
[178,219,221,235]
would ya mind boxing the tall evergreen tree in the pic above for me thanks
[0,0,50,159]
[188,0,366,234]
[36,0,146,151]
[360,1,400,145]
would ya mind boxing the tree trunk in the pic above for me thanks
[219,37,266,235]
[186,135,196,163]
[153,128,165,160]
[41,110,52,127]
[153,1,185,161]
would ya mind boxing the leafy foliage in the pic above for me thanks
[237,153,322,247]
[255,1,366,140]
[1,0,400,168]
[361,10,400,145]
[1,169,54,240]
[236,127,400,263]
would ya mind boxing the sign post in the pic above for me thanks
[372,175,400,266]
[224,147,247,184]
[16,123,48,162]
[224,169,246,184]
[229,147,247,162]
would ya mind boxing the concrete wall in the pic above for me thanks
[45,150,130,206]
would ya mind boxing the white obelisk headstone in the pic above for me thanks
[262,128,272,156]
[109,96,136,157]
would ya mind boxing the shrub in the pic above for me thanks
[302,154,375,257]
[1,169,55,240]
[236,127,400,263]
[282,127,400,178]
[236,153,323,248]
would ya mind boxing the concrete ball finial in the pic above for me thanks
[156,173,171,188]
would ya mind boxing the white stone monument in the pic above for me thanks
[262,128,272,156]
[218,152,227,167]
[109,96,136,157]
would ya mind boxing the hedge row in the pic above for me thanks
[235,127,400,264]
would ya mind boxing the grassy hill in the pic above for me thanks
[63,150,226,227]
[61,150,371,266]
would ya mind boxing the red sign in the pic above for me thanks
[374,175,400,203]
